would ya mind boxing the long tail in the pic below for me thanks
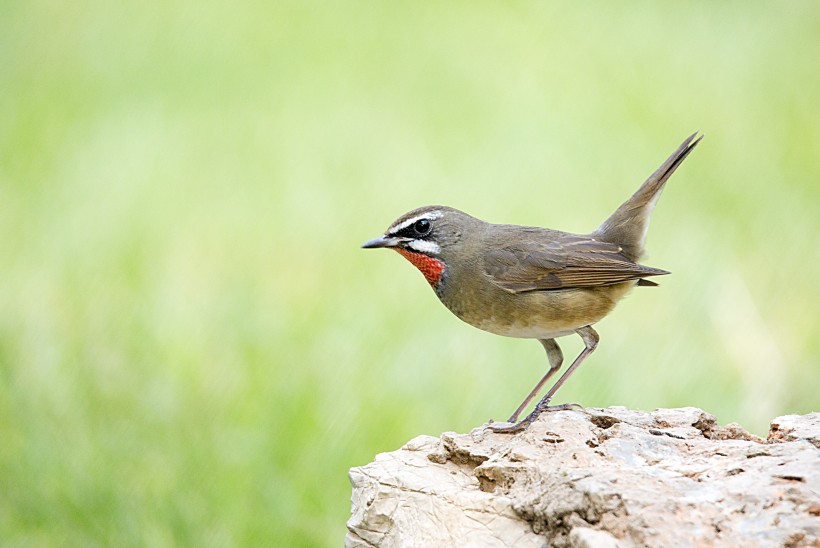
[594,132,703,261]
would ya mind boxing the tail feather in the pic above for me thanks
[595,132,702,261]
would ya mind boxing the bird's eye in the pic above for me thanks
[413,219,431,236]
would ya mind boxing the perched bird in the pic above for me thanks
[362,133,702,432]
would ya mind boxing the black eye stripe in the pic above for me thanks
[393,218,433,238]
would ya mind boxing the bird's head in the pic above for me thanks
[362,205,478,288]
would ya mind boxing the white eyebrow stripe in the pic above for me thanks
[405,239,441,255]
[388,210,443,234]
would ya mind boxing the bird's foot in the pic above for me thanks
[489,401,584,434]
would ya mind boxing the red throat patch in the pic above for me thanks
[396,249,445,287]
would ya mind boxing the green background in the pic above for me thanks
[2,1,818,545]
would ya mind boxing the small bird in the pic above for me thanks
[362,133,702,432]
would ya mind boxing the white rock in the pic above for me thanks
[347,408,820,547]
[569,526,622,548]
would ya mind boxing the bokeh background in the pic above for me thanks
[2,1,819,545]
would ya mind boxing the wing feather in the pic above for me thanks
[483,229,668,293]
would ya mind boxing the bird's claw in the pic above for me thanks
[488,401,583,434]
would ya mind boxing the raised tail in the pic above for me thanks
[594,132,703,262]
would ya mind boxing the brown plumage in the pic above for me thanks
[483,231,669,293]
[363,133,702,432]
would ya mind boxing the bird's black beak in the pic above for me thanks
[361,235,402,249]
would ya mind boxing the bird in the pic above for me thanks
[362,133,702,432]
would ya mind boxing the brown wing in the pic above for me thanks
[484,229,669,293]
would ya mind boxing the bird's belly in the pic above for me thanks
[475,322,576,340]
[443,282,635,340]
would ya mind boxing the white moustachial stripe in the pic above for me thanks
[406,239,441,255]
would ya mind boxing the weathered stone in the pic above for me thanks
[347,408,820,547]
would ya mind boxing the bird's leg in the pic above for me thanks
[489,326,599,434]
[506,339,563,423]
[539,326,599,404]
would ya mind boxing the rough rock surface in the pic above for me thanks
[346,407,820,547]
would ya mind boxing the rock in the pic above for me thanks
[346,407,820,547]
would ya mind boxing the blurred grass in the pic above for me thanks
[1,1,819,545]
